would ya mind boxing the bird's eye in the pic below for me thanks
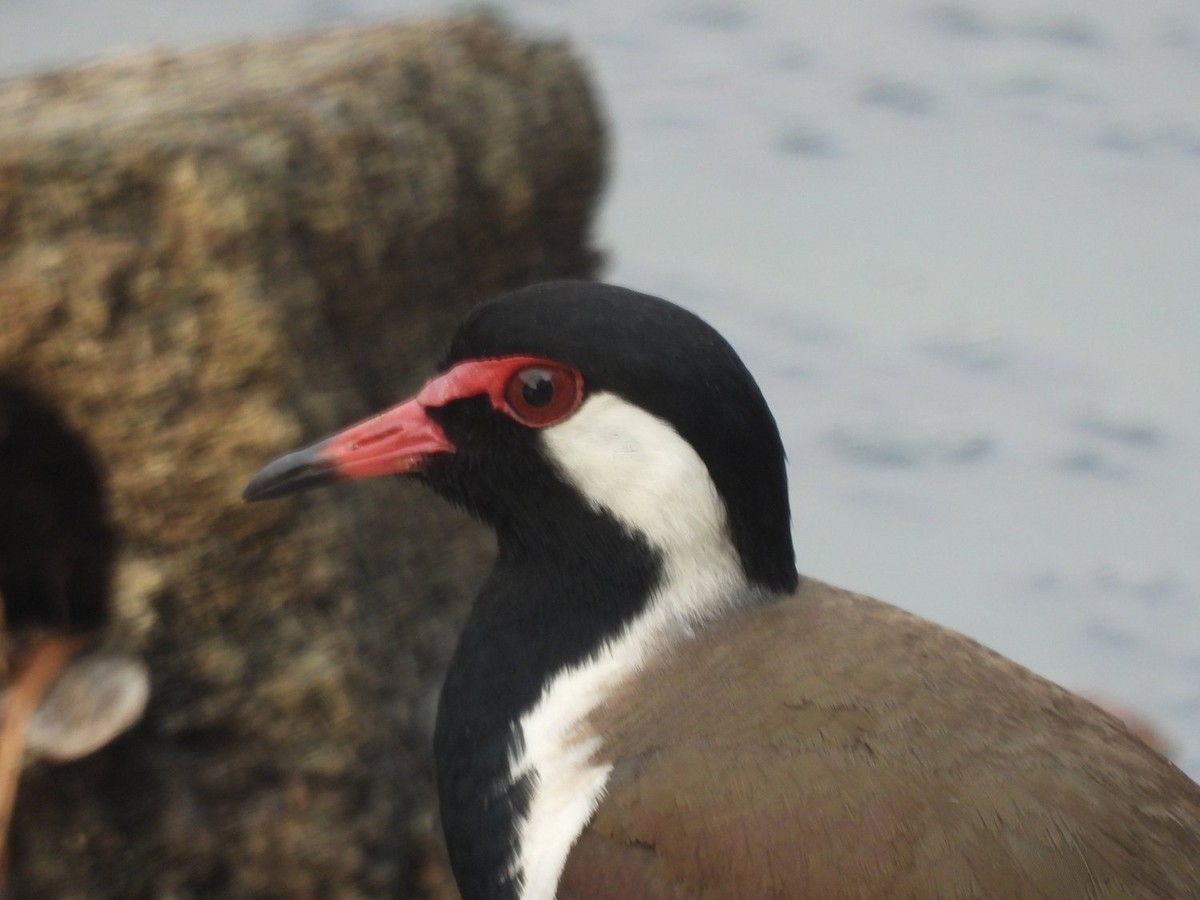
[503,364,582,427]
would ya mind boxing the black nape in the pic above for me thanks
[0,380,116,633]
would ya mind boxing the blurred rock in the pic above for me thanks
[0,15,605,898]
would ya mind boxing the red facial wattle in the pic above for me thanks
[417,356,583,427]
[243,356,584,501]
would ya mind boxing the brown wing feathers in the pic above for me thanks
[560,578,1200,898]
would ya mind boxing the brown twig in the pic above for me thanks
[0,633,92,897]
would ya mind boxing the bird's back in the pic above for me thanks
[563,577,1200,899]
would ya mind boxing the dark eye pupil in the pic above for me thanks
[520,371,555,407]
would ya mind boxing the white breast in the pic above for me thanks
[505,392,749,900]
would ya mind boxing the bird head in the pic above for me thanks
[244,281,796,593]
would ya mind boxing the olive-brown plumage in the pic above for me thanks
[562,578,1200,898]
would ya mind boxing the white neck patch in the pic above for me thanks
[542,392,747,626]
[504,391,748,900]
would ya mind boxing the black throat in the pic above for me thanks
[432,499,660,900]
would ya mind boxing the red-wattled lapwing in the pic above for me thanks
[244,281,1200,899]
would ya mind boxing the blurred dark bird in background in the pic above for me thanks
[0,381,115,634]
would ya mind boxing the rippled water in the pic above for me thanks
[4,0,1198,775]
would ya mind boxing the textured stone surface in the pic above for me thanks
[0,16,604,897]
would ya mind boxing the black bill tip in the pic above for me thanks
[242,444,338,502]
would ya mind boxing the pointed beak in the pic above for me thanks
[242,396,454,502]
